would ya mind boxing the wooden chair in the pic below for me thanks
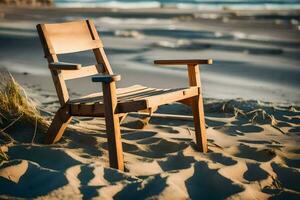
[36,19,212,171]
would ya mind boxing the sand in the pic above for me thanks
[0,6,300,199]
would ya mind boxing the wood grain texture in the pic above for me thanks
[102,81,124,170]
[44,106,72,144]
[69,85,199,114]
[42,20,103,55]
[49,62,82,70]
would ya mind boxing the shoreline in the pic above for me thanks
[0,6,299,104]
[1,5,300,15]
[2,2,300,11]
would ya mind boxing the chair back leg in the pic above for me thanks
[191,94,208,152]
[45,107,72,144]
[187,64,208,152]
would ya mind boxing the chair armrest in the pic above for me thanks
[92,74,121,83]
[49,62,82,70]
[154,59,213,65]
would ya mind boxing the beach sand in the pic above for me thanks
[0,6,300,199]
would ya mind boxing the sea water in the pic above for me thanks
[54,0,300,10]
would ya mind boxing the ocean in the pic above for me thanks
[54,0,300,9]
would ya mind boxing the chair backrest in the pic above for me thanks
[36,19,113,105]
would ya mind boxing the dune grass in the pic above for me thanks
[0,73,48,164]
[0,72,49,164]
[0,80,47,127]
[0,74,48,144]
[0,80,45,124]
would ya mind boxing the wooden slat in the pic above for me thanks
[117,88,162,102]
[68,85,199,114]
[62,65,99,80]
[117,99,149,113]
[70,103,105,117]
[69,85,149,104]
[69,87,169,105]
[43,20,103,55]
[52,39,103,54]
[49,62,81,70]
[146,87,199,108]
[117,87,198,113]
[154,59,213,65]
[92,74,121,83]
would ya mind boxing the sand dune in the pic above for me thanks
[1,83,299,199]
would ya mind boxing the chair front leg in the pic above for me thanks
[102,82,124,171]
[45,106,72,144]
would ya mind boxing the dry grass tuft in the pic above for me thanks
[0,73,48,144]
[0,80,46,125]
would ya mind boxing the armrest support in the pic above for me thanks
[154,59,213,65]
[92,74,121,83]
[49,62,82,70]
[154,59,212,88]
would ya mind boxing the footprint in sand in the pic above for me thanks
[243,163,269,182]
[72,164,139,199]
[137,137,161,145]
[262,162,300,199]
[283,157,300,169]
[117,138,189,159]
[78,165,100,199]
[113,175,167,200]
[0,160,68,198]
[7,145,81,171]
[209,153,237,166]
[158,152,196,171]
[154,125,180,134]
[271,162,300,192]
[219,124,264,136]
[205,118,227,127]
[234,144,276,162]
[185,161,244,199]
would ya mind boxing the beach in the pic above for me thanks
[0,5,300,199]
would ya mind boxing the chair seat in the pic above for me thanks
[69,85,199,116]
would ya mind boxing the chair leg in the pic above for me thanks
[45,107,72,144]
[105,112,124,170]
[102,82,124,171]
[191,94,208,152]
